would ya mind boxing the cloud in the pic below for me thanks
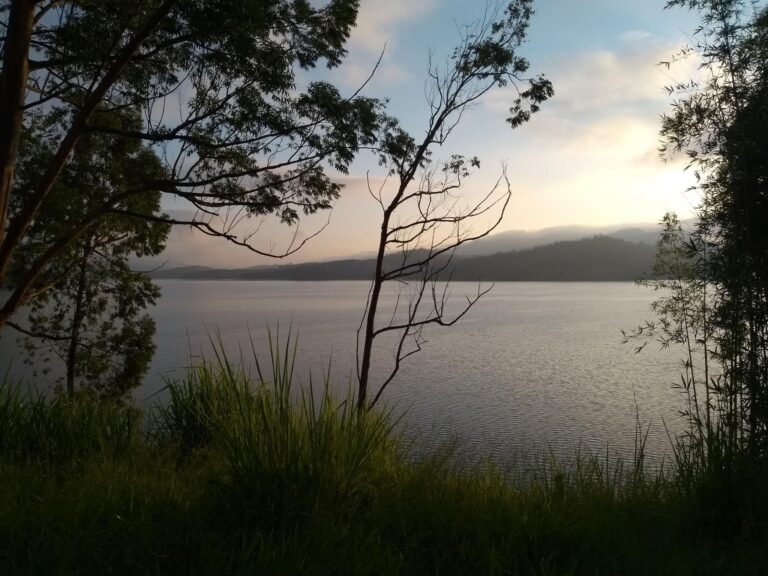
[485,31,701,125]
[337,59,410,90]
[618,30,655,45]
[332,0,436,89]
[348,0,436,54]
[563,116,660,163]
[456,32,705,231]
[550,45,698,119]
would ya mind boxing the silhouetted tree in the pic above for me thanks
[355,0,553,411]
[0,0,383,329]
[10,108,168,398]
[654,0,768,458]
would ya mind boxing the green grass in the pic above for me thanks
[1,338,767,575]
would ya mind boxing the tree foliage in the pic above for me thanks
[11,108,169,397]
[0,0,381,330]
[653,0,768,459]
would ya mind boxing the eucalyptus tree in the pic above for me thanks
[10,108,168,397]
[0,0,382,329]
[355,0,552,411]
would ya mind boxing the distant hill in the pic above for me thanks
[455,224,660,257]
[150,235,656,282]
[448,236,655,281]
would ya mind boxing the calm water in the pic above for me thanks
[2,281,689,463]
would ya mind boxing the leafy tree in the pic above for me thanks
[0,0,382,329]
[656,0,768,459]
[355,0,552,411]
[10,108,169,397]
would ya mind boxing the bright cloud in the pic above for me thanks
[348,0,436,54]
[486,32,700,124]
[333,0,437,89]
[466,32,703,231]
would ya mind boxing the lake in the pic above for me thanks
[1,281,690,465]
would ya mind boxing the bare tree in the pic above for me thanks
[355,0,553,411]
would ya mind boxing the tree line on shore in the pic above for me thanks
[151,235,657,282]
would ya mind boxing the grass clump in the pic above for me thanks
[0,381,140,465]
[1,336,767,574]
[158,334,399,529]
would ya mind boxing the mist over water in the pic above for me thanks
[2,281,688,464]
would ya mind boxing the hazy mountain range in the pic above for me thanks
[150,235,658,282]
[453,223,661,257]
[134,222,665,272]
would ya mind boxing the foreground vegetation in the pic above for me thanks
[1,343,766,575]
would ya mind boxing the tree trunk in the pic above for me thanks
[66,244,91,398]
[0,0,177,325]
[357,221,388,412]
[0,0,35,241]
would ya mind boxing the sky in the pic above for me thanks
[159,0,707,268]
